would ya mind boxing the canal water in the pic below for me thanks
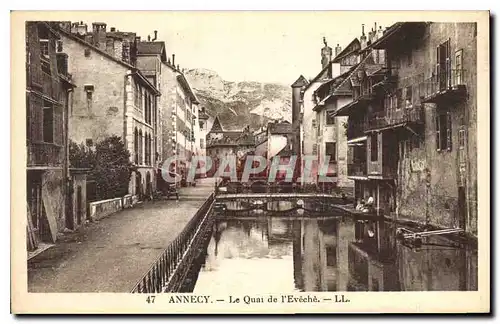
[181,208,478,293]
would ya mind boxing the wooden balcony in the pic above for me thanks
[420,69,467,104]
[348,162,367,178]
[27,142,63,168]
[366,105,424,132]
[347,119,367,141]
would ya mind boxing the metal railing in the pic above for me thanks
[27,142,63,167]
[420,69,466,99]
[131,193,215,293]
[366,105,424,131]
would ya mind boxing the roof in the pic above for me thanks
[137,41,167,62]
[57,26,136,70]
[291,75,309,88]
[313,65,358,111]
[268,120,292,134]
[332,38,361,63]
[208,116,224,133]
[176,74,199,104]
[276,144,294,157]
[364,22,427,51]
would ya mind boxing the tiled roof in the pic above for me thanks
[268,121,292,134]
[137,41,165,55]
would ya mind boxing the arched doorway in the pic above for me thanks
[135,171,142,200]
[146,171,152,200]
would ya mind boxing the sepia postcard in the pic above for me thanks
[11,10,490,314]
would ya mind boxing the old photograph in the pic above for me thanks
[11,11,489,314]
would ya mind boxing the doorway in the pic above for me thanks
[458,186,466,229]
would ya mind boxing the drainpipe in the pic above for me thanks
[124,71,136,194]
[64,87,72,229]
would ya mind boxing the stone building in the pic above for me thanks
[205,116,256,176]
[331,22,477,235]
[26,22,77,253]
[296,37,357,192]
[57,24,161,200]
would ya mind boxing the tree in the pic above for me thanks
[69,140,96,169]
[93,136,134,200]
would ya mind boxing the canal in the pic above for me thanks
[180,206,478,293]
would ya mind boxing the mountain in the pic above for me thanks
[184,68,292,131]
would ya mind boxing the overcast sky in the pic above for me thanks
[39,11,397,85]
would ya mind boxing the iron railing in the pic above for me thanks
[131,193,215,293]
[420,69,466,100]
[366,105,424,131]
[27,142,63,167]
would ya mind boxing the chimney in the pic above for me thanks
[320,37,332,69]
[177,64,180,70]
[378,26,384,39]
[368,28,375,44]
[110,27,116,32]
[335,43,342,57]
[147,35,151,41]
[152,30,158,41]
[360,24,367,50]
[92,22,107,48]
[172,54,175,66]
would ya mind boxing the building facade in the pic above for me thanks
[26,22,76,251]
[331,22,477,235]
[297,38,356,192]
[58,24,161,200]
[206,116,256,177]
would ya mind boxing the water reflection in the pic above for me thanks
[187,215,477,293]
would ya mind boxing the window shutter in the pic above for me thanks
[436,45,440,79]
[446,112,452,151]
[435,113,441,151]
[446,39,451,88]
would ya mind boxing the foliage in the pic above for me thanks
[69,140,95,169]
[93,136,134,200]
[69,136,134,201]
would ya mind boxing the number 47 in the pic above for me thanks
[146,296,156,304]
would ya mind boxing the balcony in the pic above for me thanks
[366,105,424,132]
[420,69,467,104]
[346,119,367,141]
[27,142,63,168]
[348,162,367,178]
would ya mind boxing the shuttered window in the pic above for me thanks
[436,111,452,151]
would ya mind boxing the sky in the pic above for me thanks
[32,11,397,85]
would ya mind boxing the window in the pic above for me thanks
[84,48,91,57]
[325,142,337,163]
[86,139,93,147]
[312,144,318,155]
[455,49,463,85]
[326,113,335,125]
[436,111,452,151]
[437,39,451,89]
[43,103,54,143]
[39,39,49,58]
[134,128,138,164]
[458,129,466,149]
[370,133,378,161]
[200,138,205,149]
[84,85,94,112]
[404,86,412,108]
